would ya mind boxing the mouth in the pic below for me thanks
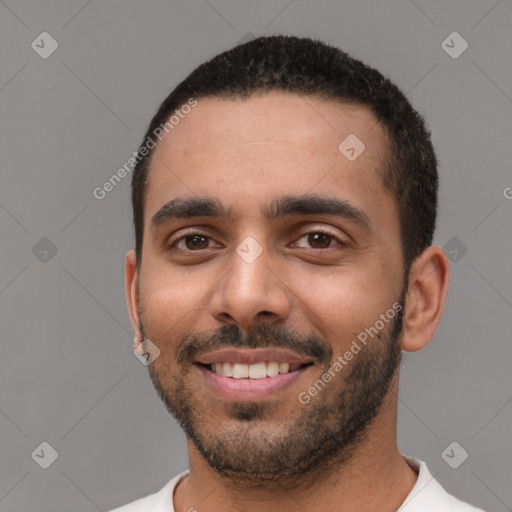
[193,348,315,399]
[197,361,313,378]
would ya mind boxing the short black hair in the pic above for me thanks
[131,35,438,273]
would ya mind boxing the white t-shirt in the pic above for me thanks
[108,454,486,511]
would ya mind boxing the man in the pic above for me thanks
[110,35,485,511]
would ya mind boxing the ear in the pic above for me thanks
[125,249,143,346]
[401,245,450,352]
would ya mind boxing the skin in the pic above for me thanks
[125,91,450,512]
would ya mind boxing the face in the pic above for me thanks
[131,92,406,482]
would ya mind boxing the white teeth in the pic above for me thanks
[232,363,249,378]
[223,362,233,377]
[210,361,306,378]
[279,362,289,374]
[249,362,267,379]
[266,361,280,377]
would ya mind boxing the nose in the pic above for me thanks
[209,240,292,331]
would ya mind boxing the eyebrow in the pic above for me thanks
[151,194,372,230]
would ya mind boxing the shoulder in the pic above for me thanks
[107,471,190,512]
[399,455,486,512]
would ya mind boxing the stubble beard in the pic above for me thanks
[145,295,404,485]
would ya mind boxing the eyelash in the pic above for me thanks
[167,229,346,252]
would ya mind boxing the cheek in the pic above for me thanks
[288,264,399,342]
[138,269,212,342]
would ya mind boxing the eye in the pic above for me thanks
[167,229,346,254]
[168,232,216,251]
[293,230,345,250]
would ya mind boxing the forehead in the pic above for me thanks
[144,92,394,227]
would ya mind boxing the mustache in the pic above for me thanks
[176,323,332,366]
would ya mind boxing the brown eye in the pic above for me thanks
[184,235,209,250]
[170,233,213,251]
[294,230,343,250]
[307,232,332,249]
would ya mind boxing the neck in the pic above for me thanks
[174,375,418,512]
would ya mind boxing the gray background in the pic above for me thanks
[0,1,511,511]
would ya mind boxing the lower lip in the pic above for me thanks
[196,364,309,400]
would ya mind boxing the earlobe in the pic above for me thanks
[125,250,142,341]
[400,246,450,353]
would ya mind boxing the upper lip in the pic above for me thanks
[194,348,313,366]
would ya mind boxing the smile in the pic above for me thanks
[205,361,311,379]
[193,347,315,399]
